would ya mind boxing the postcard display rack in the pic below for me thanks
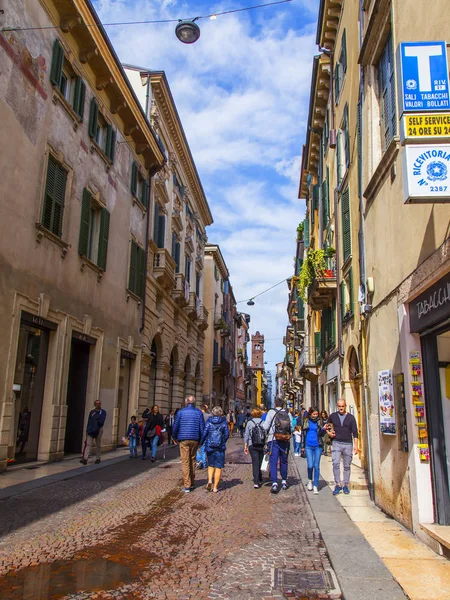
[410,351,429,462]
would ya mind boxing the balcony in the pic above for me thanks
[198,304,209,331]
[153,249,176,290]
[308,259,337,311]
[186,291,201,320]
[213,354,230,374]
[214,316,230,337]
[172,273,189,306]
[299,346,321,374]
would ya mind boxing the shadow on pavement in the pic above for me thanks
[0,445,180,537]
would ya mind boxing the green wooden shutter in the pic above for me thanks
[340,281,345,323]
[153,202,160,242]
[171,232,176,258]
[323,108,329,150]
[175,242,181,272]
[137,246,146,298]
[157,215,165,249]
[379,35,397,150]
[314,331,321,364]
[348,267,354,315]
[129,242,138,293]
[105,125,116,162]
[88,98,98,138]
[78,188,92,256]
[344,104,350,168]
[50,39,64,87]
[141,179,149,210]
[336,130,342,185]
[357,96,363,199]
[341,188,351,262]
[304,218,310,248]
[334,62,341,102]
[131,162,138,195]
[331,298,336,347]
[97,208,110,271]
[322,175,329,226]
[73,78,86,120]
[341,29,347,73]
[313,184,320,210]
[43,155,66,237]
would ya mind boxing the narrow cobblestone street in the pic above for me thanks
[0,437,340,600]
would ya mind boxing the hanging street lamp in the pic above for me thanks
[175,19,201,44]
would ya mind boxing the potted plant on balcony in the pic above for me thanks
[297,249,326,300]
[322,247,336,278]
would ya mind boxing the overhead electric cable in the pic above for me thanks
[1,0,293,32]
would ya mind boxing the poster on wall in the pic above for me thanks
[378,369,396,435]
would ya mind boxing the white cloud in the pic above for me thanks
[93,0,317,373]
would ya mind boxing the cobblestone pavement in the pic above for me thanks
[0,437,340,600]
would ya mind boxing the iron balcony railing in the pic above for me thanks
[299,346,321,369]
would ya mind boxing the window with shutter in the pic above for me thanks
[153,202,160,242]
[131,162,138,195]
[348,267,354,315]
[171,232,176,259]
[42,154,67,237]
[97,208,110,271]
[88,98,98,138]
[322,169,329,226]
[105,125,116,162]
[78,188,92,257]
[331,298,336,347]
[50,40,64,88]
[340,281,345,324]
[128,241,146,298]
[157,215,165,249]
[334,62,341,103]
[185,257,191,283]
[314,331,321,364]
[72,78,86,120]
[304,218,310,248]
[175,242,181,273]
[323,108,329,152]
[343,104,350,168]
[357,95,363,199]
[341,188,351,262]
[378,34,397,151]
[336,130,342,185]
[140,179,149,210]
[196,273,201,297]
[340,29,347,73]
[313,184,320,210]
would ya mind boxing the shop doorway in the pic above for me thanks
[117,352,134,443]
[422,327,450,525]
[13,322,50,463]
[64,337,91,454]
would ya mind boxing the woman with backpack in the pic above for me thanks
[243,408,266,488]
[302,406,327,494]
[200,406,229,492]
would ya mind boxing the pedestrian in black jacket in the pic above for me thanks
[142,405,164,462]
[80,400,107,465]
[327,399,359,495]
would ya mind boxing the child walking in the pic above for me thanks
[293,425,302,456]
[127,416,139,458]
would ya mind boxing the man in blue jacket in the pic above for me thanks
[80,400,107,465]
[172,395,205,492]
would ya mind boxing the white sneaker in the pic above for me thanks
[313,486,319,495]
[307,480,313,491]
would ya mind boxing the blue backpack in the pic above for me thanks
[209,423,223,449]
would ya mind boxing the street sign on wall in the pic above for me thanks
[401,113,450,141]
[403,144,450,203]
[398,41,450,113]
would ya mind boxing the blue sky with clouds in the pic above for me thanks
[93,0,318,383]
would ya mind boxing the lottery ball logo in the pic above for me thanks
[426,161,447,182]
[406,79,417,90]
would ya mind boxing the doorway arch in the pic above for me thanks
[348,346,363,462]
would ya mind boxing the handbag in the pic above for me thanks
[261,452,270,473]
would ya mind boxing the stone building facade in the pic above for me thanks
[123,67,213,415]
[0,0,165,470]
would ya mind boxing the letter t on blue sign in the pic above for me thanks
[398,41,450,113]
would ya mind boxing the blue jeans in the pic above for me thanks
[196,444,207,468]
[268,440,289,483]
[294,441,301,454]
[129,436,137,456]
[142,435,159,458]
[305,445,322,487]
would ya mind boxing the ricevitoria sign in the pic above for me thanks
[409,271,450,333]
[403,144,450,203]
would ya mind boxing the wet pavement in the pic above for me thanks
[0,437,340,599]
